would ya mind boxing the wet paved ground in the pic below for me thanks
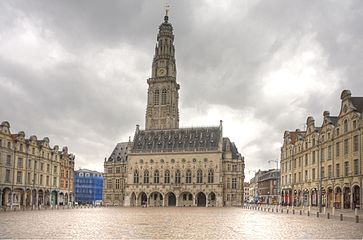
[0,207,362,239]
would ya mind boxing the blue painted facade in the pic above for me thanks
[75,169,103,204]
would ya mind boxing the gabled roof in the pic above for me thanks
[131,127,222,153]
[108,142,128,163]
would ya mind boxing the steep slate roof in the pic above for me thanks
[131,126,222,153]
[351,97,363,113]
[328,116,338,126]
[222,137,240,159]
[108,142,128,163]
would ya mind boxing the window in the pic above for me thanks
[175,170,181,184]
[321,148,325,161]
[154,89,160,105]
[298,172,301,182]
[305,170,308,181]
[232,164,237,172]
[47,164,50,173]
[7,141,11,149]
[34,161,37,170]
[116,167,120,173]
[336,128,340,136]
[5,169,11,182]
[305,154,308,166]
[232,178,237,189]
[312,151,316,164]
[354,159,359,175]
[6,155,11,165]
[227,178,231,189]
[321,167,325,178]
[328,165,332,179]
[336,164,340,177]
[164,170,170,184]
[17,157,23,169]
[328,145,332,160]
[46,176,49,186]
[208,169,214,183]
[344,120,348,133]
[336,142,340,157]
[186,169,192,184]
[144,170,149,184]
[134,170,139,184]
[344,139,349,155]
[344,161,349,176]
[40,163,44,171]
[16,171,22,184]
[353,120,357,129]
[40,175,43,185]
[108,167,113,174]
[161,89,167,105]
[312,168,315,180]
[115,179,120,189]
[107,179,112,189]
[196,170,203,184]
[154,170,159,184]
[19,144,23,152]
[353,135,359,152]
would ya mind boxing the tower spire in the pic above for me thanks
[164,5,170,22]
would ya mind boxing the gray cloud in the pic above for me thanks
[1,0,362,180]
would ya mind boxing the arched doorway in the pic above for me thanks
[38,190,44,206]
[130,192,136,207]
[321,188,326,207]
[208,192,216,207]
[335,187,342,209]
[196,192,206,207]
[149,192,163,207]
[179,192,193,206]
[139,192,147,207]
[343,187,351,209]
[327,187,333,208]
[166,192,176,206]
[303,189,309,207]
[51,190,58,206]
[311,188,318,206]
[352,185,360,209]
[26,189,31,207]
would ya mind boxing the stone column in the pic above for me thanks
[350,187,354,210]
[57,191,60,206]
[23,191,27,208]
[36,190,39,207]
[10,190,13,210]
[341,191,344,209]
[176,194,179,207]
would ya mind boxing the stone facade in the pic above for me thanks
[0,121,75,209]
[280,90,362,209]
[103,13,245,207]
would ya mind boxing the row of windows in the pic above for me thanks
[0,154,58,174]
[0,138,59,160]
[282,136,359,173]
[4,169,58,186]
[107,166,126,174]
[133,169,214,184]
[153,89,167,105]
[282,159,360,185]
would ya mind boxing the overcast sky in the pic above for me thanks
[1,0,362,181]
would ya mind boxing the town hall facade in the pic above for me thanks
[103,13,245,207]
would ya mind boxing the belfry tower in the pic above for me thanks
[145,11,180,130]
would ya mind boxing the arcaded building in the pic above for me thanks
[0,121,75,209]
[280,90,362,209]
[103,13,245,207]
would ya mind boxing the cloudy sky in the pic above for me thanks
[1,0,362,181]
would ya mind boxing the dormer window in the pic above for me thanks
[344,119,348,133]
[336,128,340,136]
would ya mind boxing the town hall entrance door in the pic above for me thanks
[167,193,176,206]
[196,192,206,207]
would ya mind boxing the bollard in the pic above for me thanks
[327,213,330,219]
[340,214,343,221]
[356,216,359,223]
[300,210,302,215]
[272,208,274,213]
[317,212,319,218]
[355,208,358,216]
[308,211,310,217]
[281,209,283,213]
[287,209,289,214]
[268,208,270,212]
[293,209,295,214]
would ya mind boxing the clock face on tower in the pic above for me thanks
[157,67,166,77]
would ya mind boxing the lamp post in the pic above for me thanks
[268,160,280,205]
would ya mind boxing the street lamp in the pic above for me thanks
[268,160,280,205]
